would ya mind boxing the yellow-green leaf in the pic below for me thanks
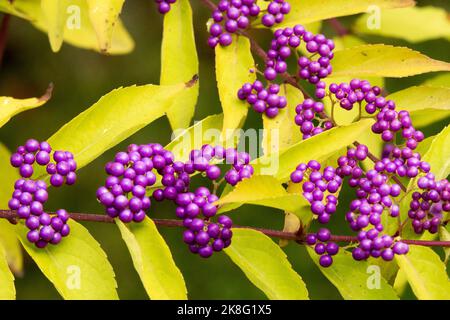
[424,73,450,87]
[440,226,450,265]
[37,81,196,176]
[265,0,413,26]
[0,245,15,300]
[216,175,309,216]
[395,245,450,300]
[41,0,68,52]
[354,6,450,43]
[0,85,52,128]
[0,143,23,275]
[386,86,450,128]
[161,0,199,131]
[262,84,302,154]
[87,0,125,53]
[331,45,450,78]
[252,119,374,181]
[307,248,399,300]
[117,218,187,300]
[215,35,256,141]
[225,228,309,299]
[279,212,301,247]
[16,221,118,299]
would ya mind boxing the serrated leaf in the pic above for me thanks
[161,0,199,131]
[331,45,450,78]
[386,86,450,128]
[11,0,134,54]
[216,175,309,216]
[216,35,256,141]
[117,218,187,300]
[354,6,450,43]
[262,84,302,154]
[225,228,309,299]
[41,0,68,52]
[0,245,15,300]
[307,248,399,300]
[0,85,52,128]
[261,0,413,26]
[16,221,118,299]
[87,0,125,53]
[395,245,450,300]
[252,119,374,181]
[0,143,23,275]
[35,82,195,177]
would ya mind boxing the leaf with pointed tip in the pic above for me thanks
[41,0,68,52]
[395,245,450,300]
[16,222,118,299]
[225,228,309,300]
[331,45,450,78]
[0,85,52,128]
[117,218,187,300]
[87,0,125,53]
[215,35,256,141]
[307,248,399,300]
[161,0,199,131]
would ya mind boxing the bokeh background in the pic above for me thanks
[1,0,449,299]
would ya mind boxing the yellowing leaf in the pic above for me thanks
[87,0,125,53]
[117,218,187,300]
[354,6,450,43]
[307,248,399,300]
[252,119,374,181]
[386,86,450,127]
[225,228,309,299]
[216,175,309,216]
[331,45,450,78]
[161,0,199,131]
[395,245,450,300]
[424,73,450,87]
[266,0,414,26]
[0,245,15,300]
[262,84,302,154]
[440,226,450,265]
[216,35,256,141]
[16,221,118,299]
[0,85,52,128]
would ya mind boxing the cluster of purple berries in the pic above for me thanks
[97,143,179,223]
[409,174,449,234]
[154,0,177,14]
[260,0,291,27]
[237,81,287,118]
[380,144,429,179]
[325,79,382,110]
[290,160,342,225]
[177,187,233,258]
[8,139,75,248]
[352,231,409,261]
[264,25,334,84]
[294,94,333,139]
[306,229,339,267]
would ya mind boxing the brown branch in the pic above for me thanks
[1,209,449,247]
[0,13,11,67]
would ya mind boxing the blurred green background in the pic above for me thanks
[0,0,449,299]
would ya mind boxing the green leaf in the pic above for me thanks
[216,175,310,216]
[307,248,399,300]
[16,221,118,299]
[215,35,256,141]
[36,82,196,176]
[225,228,309,299]
[353,6,450,43]
[41,0,68,52]
[117,218,187,300]
[262,84,302,154]
[161,0,199,131]
[0,245,15,300]
[266,0,414,26]
[11,0,134,54]
[252,119,374,181]
[440,226,450,265]
[331,45,450,78]
[0,0,28,18]
[86,0,125,53]
[386,86,450,128]
[395,245,450,300]
[0,143,23,275]
[0,85,52,128]
[424,73,450,87]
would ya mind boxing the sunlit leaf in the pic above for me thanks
[440,226,450,265]
[0,245,15,300]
